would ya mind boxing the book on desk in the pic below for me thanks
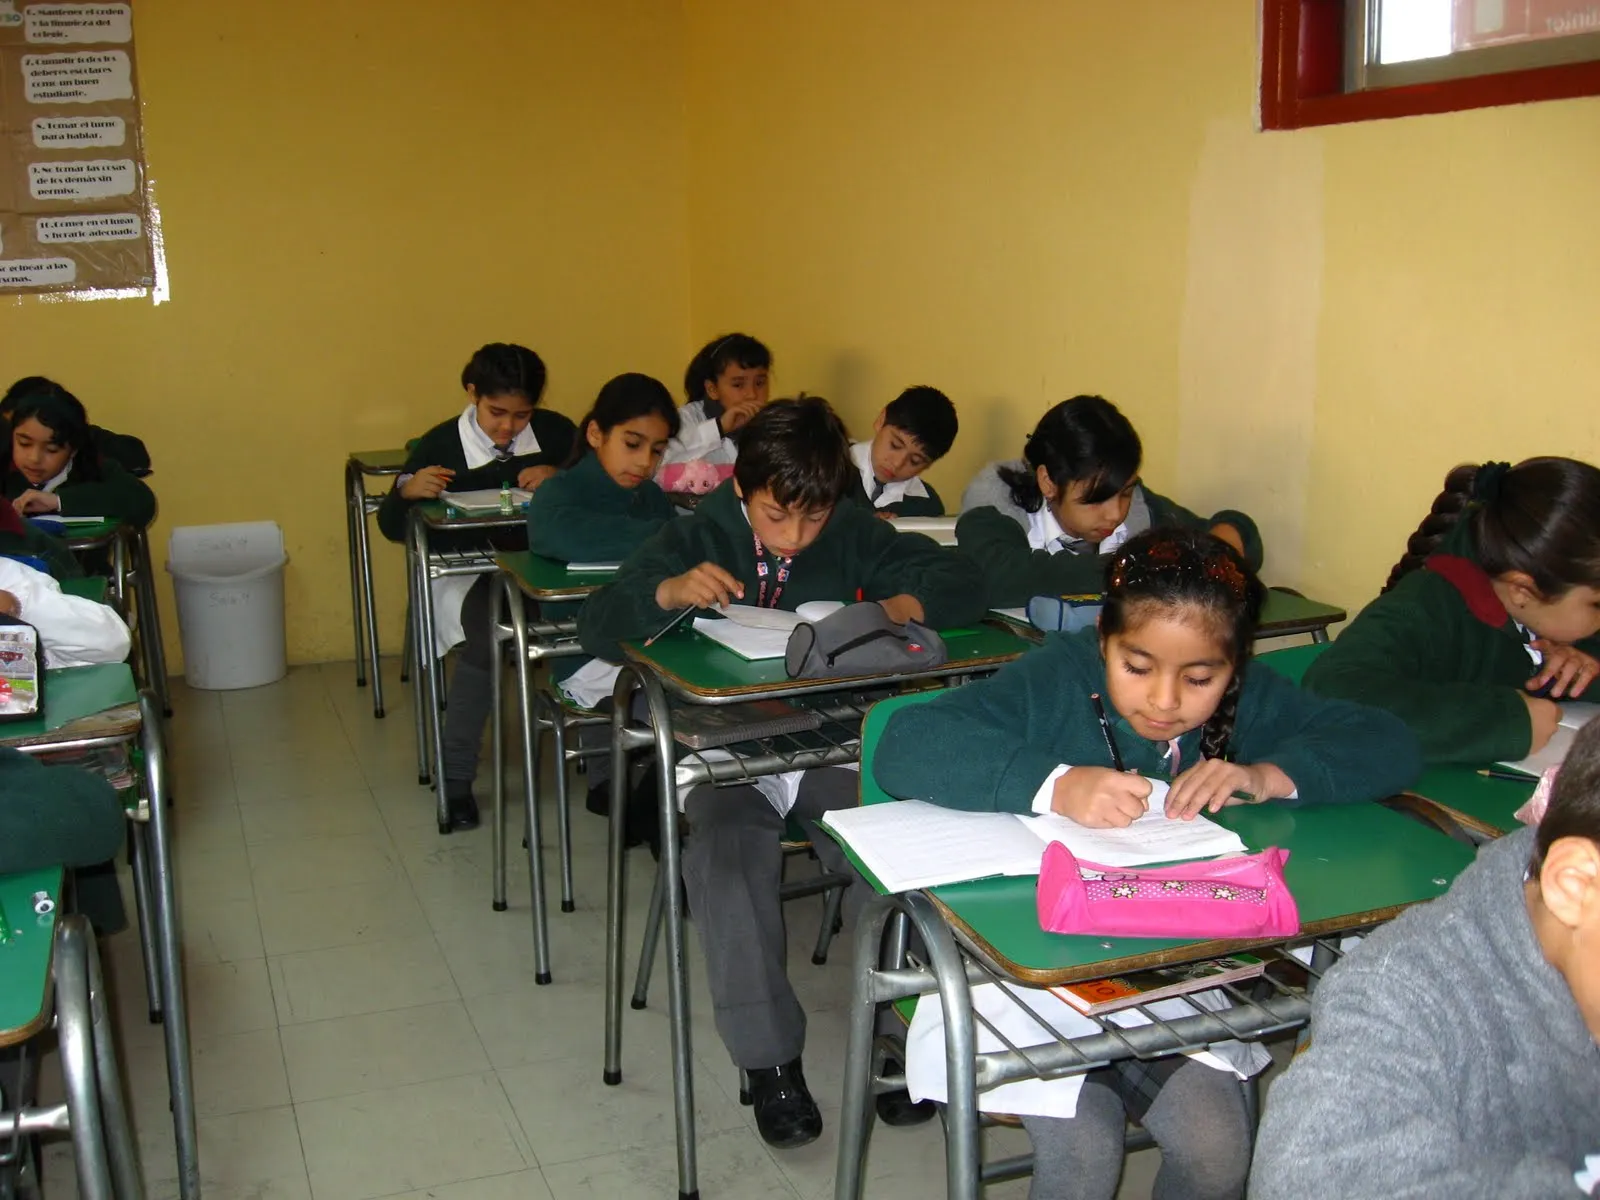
[1495,701,1600,777]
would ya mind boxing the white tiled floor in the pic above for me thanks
[36,658,1174,1200]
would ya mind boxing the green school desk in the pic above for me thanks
[831,690,1475,1199]
[60,575,108,604]
[600,620,1035,1200]
[59,518,170,717]
[0,665,197,1200]
[1402,764,1534,842]
[487,552,616,934]
[407,501,529,832]
[0,870,141,1200]
[988,586,1346,647]
[344,447,408,718]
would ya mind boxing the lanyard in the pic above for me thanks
[751,531,792,609]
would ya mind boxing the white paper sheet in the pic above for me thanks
[1496,702,1600,776]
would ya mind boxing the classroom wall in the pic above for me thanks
[681,0,1600,616]
[0,0,691,667]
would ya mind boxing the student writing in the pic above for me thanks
[4,388,156,529]
[1251,716,1600,1199]
[956,395,1262,609]
[874,528,1419,1200]
[377,343,576,830]
[847,385,958,517]
[1303,458,1600,765]
[578,395,985,1150]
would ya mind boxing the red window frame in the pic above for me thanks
[1261,0,1600,129]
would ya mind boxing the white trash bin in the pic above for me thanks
[166,522,289,690]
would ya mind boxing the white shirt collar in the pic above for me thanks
[850,441,928,508]
[40,458,74,494]
[1025,501,1132,556]
[456,403,541,470]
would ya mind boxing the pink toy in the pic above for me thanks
[1515,765,1559,827]
[659,459,732,495]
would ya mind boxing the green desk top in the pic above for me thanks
[414,501,528,530]
[0,663,138,746]
[1253,641,1328,686]
[0,867,61,1044]
[496,551,615,601]
[988,589,1344,645]
[349,448,408,473]
[1406,764,1532,839]
[60,575,109,604]
[54,518,123,549]
[920,800,1472,985]
[622,621,1032,700]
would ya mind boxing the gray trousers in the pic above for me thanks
[681,767,862,1070]
[1021,1058,1249,1200]
[442,574,530,789]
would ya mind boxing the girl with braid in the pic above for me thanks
[1305,458,1600,765]
[874,527,1419,1200]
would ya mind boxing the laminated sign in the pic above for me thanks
[0,1,153,294]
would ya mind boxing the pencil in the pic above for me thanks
[643,606,694,647]
[1090,693,1125,772]
[1476,767,1536,783]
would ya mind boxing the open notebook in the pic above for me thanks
[440,488,531,513]
[1496,701,1600,777]
[691,600,846,660]
[820,785,1247,893]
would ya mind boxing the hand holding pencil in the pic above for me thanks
[647,563,746,645]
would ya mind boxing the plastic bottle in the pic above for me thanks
[499,481,513,515]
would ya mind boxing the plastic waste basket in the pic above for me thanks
[166,521,289,690]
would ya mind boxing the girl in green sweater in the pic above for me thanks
[4,389,155,529]
[875,528,1419,1200]
[1304,458,1600,765]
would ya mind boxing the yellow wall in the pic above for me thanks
[0,0,691,666]
[683,0,1600,617]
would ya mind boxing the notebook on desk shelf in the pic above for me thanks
[1495,701,1600,777]
[691,600,847,660]
[1051,954,1267,1015]
[672,699,825,750]
[819,785,1247,894]
[440,488,531,514]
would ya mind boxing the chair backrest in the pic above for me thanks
[859,688,946,806]
[1254,640,1331,686]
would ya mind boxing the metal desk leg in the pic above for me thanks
[55,917,116,1200]
[140,691,199,1200]
[345,460,367,688]
[133,530,172,718]
[835,894,901,1200]
[358,495,385,717]
[406,543,429,785]
[548,693,576,913]
[412,518,451,834]
[520,681,553,987]
[125,819,162,1023]
[508,579,539,915]
[491,574,513,912]
[1312,627,1331,645]
[603,666,646,1088]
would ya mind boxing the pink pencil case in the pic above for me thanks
[1036,842,1300,940]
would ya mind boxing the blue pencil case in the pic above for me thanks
[1026,594,1103,634]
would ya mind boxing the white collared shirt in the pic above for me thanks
[455,403,541,470]
[39,459,73,494]
[1025,503,1132,556]
[850,441,929,509]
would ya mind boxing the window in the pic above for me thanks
[1261,0,1600,129]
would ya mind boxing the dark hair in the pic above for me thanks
[1,376,70,423]
[882,386,958,461]
[461,343,547,403]
[733,394,853,512]
[1534,718,1600,871]
[9,388,99,481]
[1384,458,1600,595]
[1099,527,1266,761]
[997,395,1141,514]
[566,373,680,465]
[682,333,771,413]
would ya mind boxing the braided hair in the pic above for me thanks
[1100,527,1266,761]
[1384,458,1600,596]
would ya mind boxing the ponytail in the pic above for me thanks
[996,395,1141,514]
[1386,458,1600,596]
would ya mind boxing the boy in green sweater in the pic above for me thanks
[579,395,984,1150]
[875,528,1419,1200]
[956,395,1261,609]
[1304,458,1600,765]
[847,385,958,518]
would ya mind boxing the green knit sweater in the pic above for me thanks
[3,457,156,529]
[376,408,577,543]
[873,628,1421,814]
[526,452,679,563]
[1303,532,1600,765]
[578,480,987,661]
[955,477,1263,609]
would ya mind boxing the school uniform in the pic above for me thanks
[0,558,130,667]
[578,480,986,1070]
[377,403,575,805]
[0,749,127,932]
[0,500,81,580]
[956,461,1263,609]
[90,425,150,475]
[2,455,156,530]
[873,627,1421,814]
[659,398,737,470]
[846,440,944,517]
[1302,526,1600,765]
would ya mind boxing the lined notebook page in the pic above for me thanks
[819,801,1049,892]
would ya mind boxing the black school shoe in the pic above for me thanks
[875,1058,937,1126]
[583,778,663,859]
[744,1057,823,1149]
[445,785,481,831]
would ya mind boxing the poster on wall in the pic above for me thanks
[0,0,154,295]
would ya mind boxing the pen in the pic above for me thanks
[1090,693,1125,772]
[1477,767,1536,783]
[644,606,694,647]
